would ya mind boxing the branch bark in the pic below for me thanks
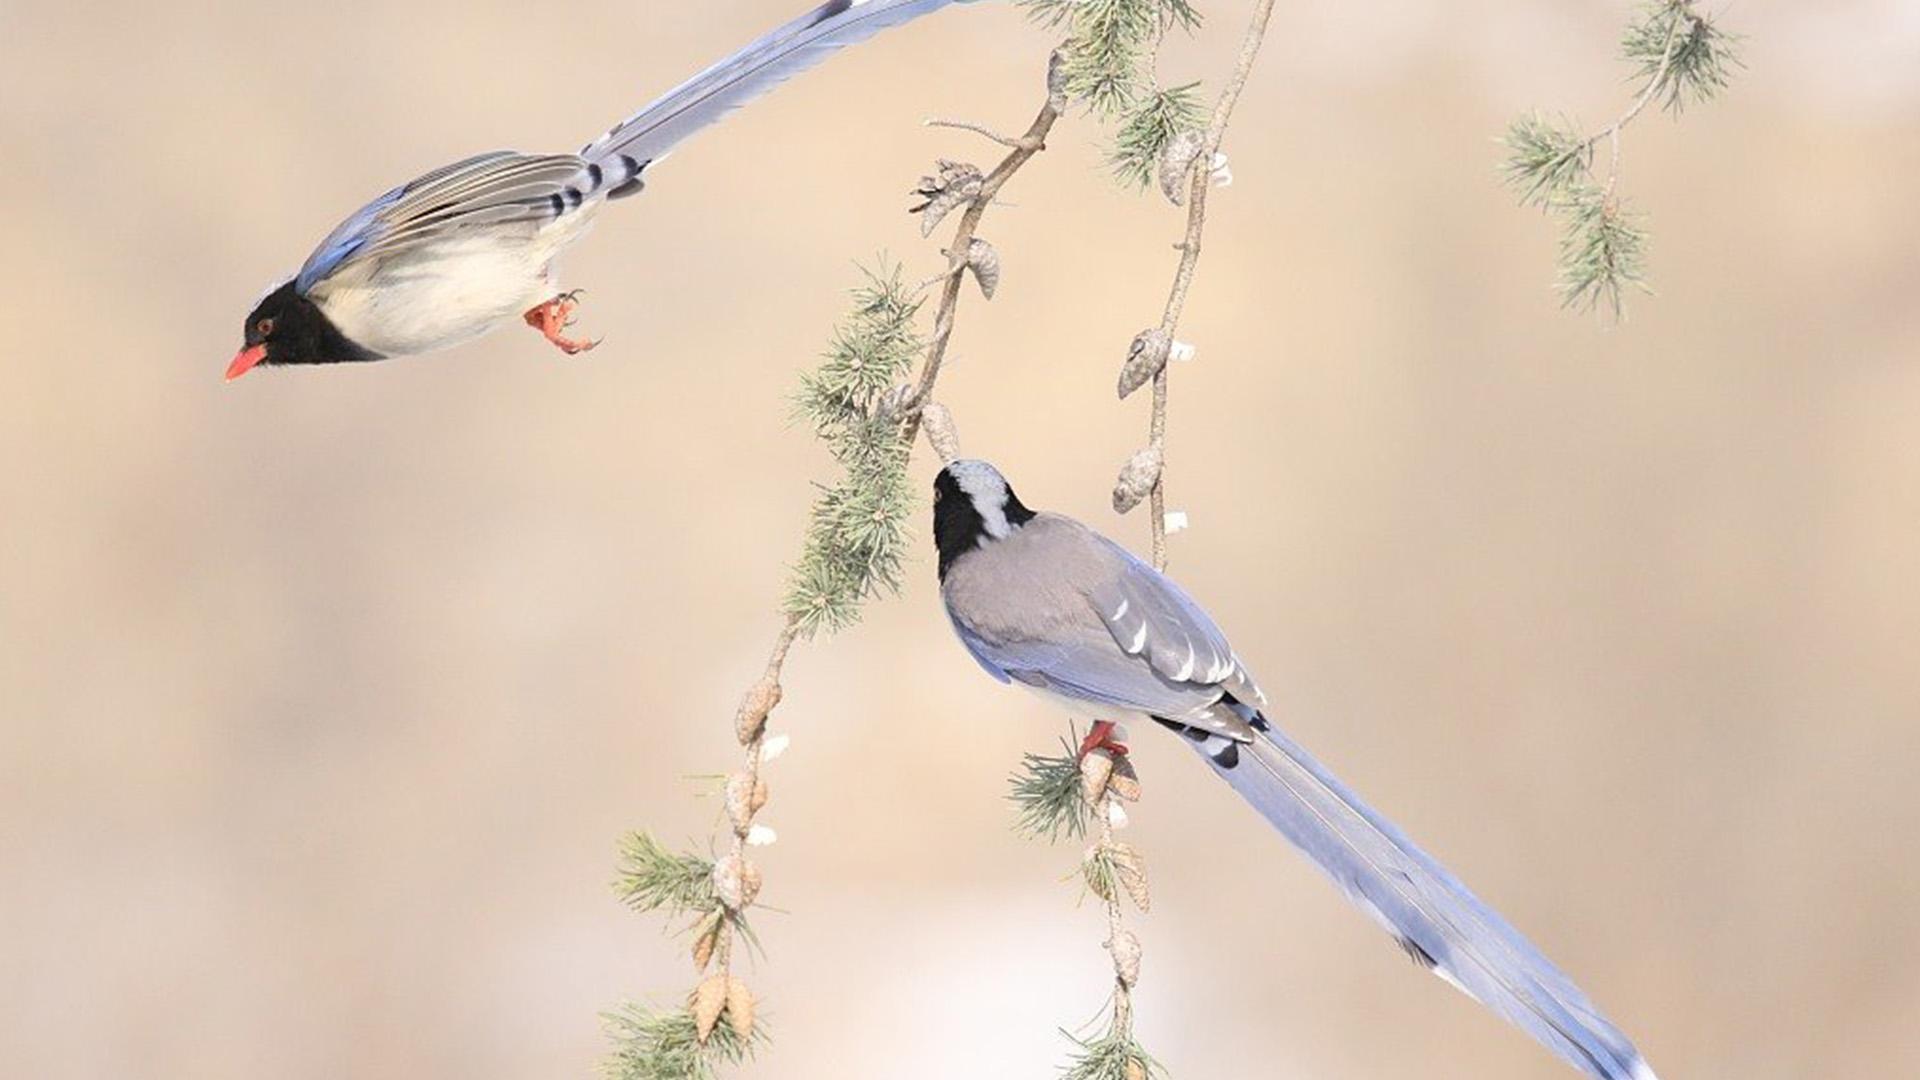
[1141,0,1278,571]
[901,53,1067,448]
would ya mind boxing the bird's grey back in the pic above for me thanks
[942,514,1263,735]
[941,513,1125,646]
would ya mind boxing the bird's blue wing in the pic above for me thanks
[295,182,410,293]
[946,603,1223,720]
[294,152,587,293]
[1086,535,1256,694]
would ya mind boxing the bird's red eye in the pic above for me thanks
[256,318,275,336]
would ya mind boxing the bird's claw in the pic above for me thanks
[524,293,600,356]
[1078,720,1130,761]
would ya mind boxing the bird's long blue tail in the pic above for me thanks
[1170,715,1658,1080]
[582,0,985,178]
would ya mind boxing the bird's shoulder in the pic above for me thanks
[941,513,1118,639]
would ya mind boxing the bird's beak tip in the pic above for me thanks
[225,344,266,381]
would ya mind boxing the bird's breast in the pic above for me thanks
[308,211,596,358]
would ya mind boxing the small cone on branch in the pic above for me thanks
[1125,1059,1149,1080]
[1106,929,1143,988]
[712,854,762,912]
[1118,328,1172,399]
[1159,129,1206,206]
[965,237,1001,299]
[875,382,916,424]
[725,773,761,836]
[691,910,723,972]
[736,677,781,745]
[725,977,756,1039]
[1080,750,1115,803]
[909,159,983,237]
[1113,447,1163,514]
[921,401,963,464]
[691,974,728,1043]
[1109,842,1152,913]
[1108,753,1142,802]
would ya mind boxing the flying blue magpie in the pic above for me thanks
[228,0,982,379]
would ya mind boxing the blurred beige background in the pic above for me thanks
[3,2,1918,1077]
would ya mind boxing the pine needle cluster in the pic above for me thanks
[1499,114,1592,211]
[613,833,716,917]
[1501,0,1739,316]
[1020,0,1206,189]
[1010,740,1093,841]
[613,832,761,966]
[1062,1023,1163,1080]
[1623,0,1742,113]
[606,835,765,1078]
[1109,82,1206,189]
[785,267,925,635]
[602,1004,764,1080]
[1555,187,1649,318]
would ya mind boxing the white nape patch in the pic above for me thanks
[948,459,1017,539]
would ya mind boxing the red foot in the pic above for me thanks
[1078,720,1130,761]
[522,290,600,355]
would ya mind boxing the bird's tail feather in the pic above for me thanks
[582,0,981,182]
[1168,715,1657,1080]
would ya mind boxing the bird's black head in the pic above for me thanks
[227,279,376,380]
[933,459,1037,579]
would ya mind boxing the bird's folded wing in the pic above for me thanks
[297,152,588,292]
[947,606,1225,720]
[1086,536,1266,708]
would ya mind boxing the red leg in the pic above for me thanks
[522,290,600,355]
[1077,720,1130,760]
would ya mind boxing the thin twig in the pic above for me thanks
[1141,0,1278,571]
[1096,773,1135,1036]
[924,117,1025,148]
[902,54,1066,448]
[1596,9,1685,197]
[728,57,1064,729]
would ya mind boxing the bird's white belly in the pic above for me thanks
[309,211,595,358]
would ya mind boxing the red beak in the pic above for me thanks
[226,344,267,381]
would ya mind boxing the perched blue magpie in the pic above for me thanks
[228,0,982,380]
[934,458,1661,1080]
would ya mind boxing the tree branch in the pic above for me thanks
[1138,0,1277,572]
[902,54,1067,448]
[605,56,1070,1079]
[1500,0,1741,316]
[1598,8,1684,198]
